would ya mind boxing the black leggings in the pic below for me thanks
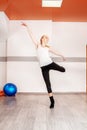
[41,62,65,93]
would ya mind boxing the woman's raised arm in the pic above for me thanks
[21,22,39,48]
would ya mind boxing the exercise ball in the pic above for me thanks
[3,83,17,96]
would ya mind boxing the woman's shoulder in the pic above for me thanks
[45,44,50,48]
[36,43,51,49]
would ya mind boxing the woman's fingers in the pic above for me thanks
[62,56,66,61]
[21,22,27,26]
[63,57,65,61]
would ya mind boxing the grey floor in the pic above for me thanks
[0,93,87,130]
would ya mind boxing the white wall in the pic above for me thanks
[0,41,7,89]
[7,20,52,92]
[0,12,9,89]
[7,20,52,56]
[7,20,87,93]
[0,12,9,42]
[52,22,87,57]
[51,22,87,92]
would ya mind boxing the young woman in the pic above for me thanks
[21,22,66,109]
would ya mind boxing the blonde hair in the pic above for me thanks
[40,35,50,48]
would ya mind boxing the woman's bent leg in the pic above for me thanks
[49,62,65,72]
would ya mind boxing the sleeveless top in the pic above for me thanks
[37,45,53,67]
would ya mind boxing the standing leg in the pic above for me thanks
[41,67,55,108]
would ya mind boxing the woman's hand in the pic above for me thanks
[21,22,38,47]
[21,22,27,27]
[61,56,66,61]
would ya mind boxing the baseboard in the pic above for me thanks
[17,92,86,95]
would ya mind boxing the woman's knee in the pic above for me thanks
[61,67,66,72]
[47,86,52,93]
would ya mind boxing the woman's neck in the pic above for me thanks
[41,42,48,47]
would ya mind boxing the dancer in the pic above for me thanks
[22,22,66,108]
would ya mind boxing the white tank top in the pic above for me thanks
[37,45,53,67]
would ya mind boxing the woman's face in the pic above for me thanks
[41,35,49,45]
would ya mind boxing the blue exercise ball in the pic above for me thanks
[3,83,17,96]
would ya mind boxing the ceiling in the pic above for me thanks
[0,0,87,21]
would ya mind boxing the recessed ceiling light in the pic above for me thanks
[42,0,63,7]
